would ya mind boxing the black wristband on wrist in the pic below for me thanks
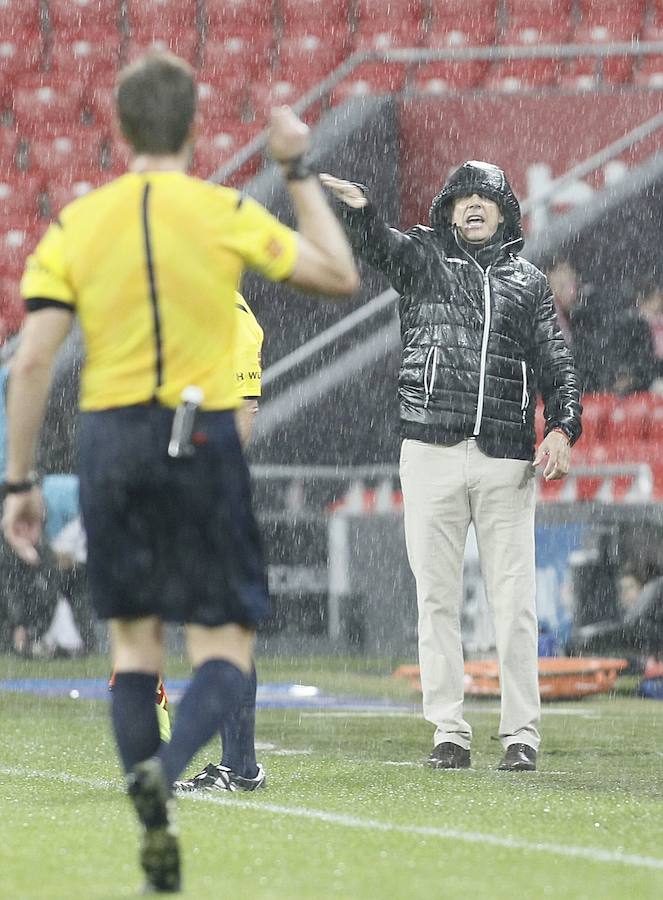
[3,474,39,494]
[281,155,315,181]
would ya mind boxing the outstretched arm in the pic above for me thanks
[319,174,423,292]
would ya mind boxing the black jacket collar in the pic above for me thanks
[448,224,513,269]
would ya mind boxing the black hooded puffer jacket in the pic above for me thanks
[338,160,582,460]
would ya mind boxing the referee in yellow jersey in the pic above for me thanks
[157,293,269,791]
[2,52,358,894]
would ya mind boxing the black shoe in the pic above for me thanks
[497,743,537,772]
[127,758,181,893]
[426,742,471,769]
[173,762,266,794]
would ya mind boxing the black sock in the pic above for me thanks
[221,664,258,778]
[111,672,160,773]
[159,659,248,786]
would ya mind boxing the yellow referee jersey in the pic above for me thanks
[20,171,297,411]
[235,293,263,399]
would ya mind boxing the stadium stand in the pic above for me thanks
[2,0,663,466]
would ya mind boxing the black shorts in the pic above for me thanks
[78,404,270,628]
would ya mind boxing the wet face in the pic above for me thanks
[451,193,504,243]
[547,262,578,314]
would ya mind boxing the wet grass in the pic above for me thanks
[1,654,662,899]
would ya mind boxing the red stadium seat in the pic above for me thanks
[197,78,248,127]
[0,174,43,218]
[0,72,10,110]
[603,393,654,443]
[484,59,559,91]
[641,52,663,83]
[192,124,259,179]
[430,0,498,44]
[0,277,25,337]
[202,0,273,32]
[574,10,643,44]
[199,34,273,84]
[353,0,424,50]
[47,38,121,84]
[577,0,646,28]
[603,439,651,465]
[330,63,408,106]
[0,221,47,275]
[104,137,131,175]
[0,34,43,78]
[125,0,197,33]
[125,30,200,66]
[354,0,422,22]
[280,0,350,33]
[504,1,572,29]
[47,0,120,34]
[83,84,116,131]
[500,19,571,46]
[353,21,423,51]
[562,55,633,88]
[0,0,41,34]
[633,55,663,88]
[647,395,663,442]
[248,79,304,124]
[12,83,85,135]
[642,15,663,41]
[276,35,345,85]
[577,394,613,444]
[411,60,488,93]
[425,20,497,50]
[27,131,105,179]
[0,128,20,175]
[47,177,107,217]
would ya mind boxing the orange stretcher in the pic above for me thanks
[393,657,629,700]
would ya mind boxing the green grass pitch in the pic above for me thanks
[1,654,662,899]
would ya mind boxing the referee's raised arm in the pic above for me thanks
[267,106,359,299]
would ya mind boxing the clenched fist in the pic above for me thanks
[268,106,310,163]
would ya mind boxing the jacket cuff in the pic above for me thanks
[545,420,580,446]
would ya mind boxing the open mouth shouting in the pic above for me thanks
[464,210,486,231]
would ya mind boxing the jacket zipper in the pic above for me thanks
[520,360,530,423]
[423,346,439,409]
[473,265,492,435]
[453,229,492,436]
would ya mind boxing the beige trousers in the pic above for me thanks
[399,438,540,751]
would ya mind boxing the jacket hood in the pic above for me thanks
[429,161,524,253]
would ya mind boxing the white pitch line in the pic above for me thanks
[2,766,662,873]
[195,795,663,872]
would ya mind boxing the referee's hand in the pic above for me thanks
[268,106,310,163]
[319,174,368,209]
[2,489,44,565]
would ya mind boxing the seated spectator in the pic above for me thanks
[635,278,663,385]
[0,336,90,656]
[567,563,663,667]
[547,259,655,394]
[0,478,91,657]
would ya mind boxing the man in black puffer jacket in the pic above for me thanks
[322,162,582,773]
